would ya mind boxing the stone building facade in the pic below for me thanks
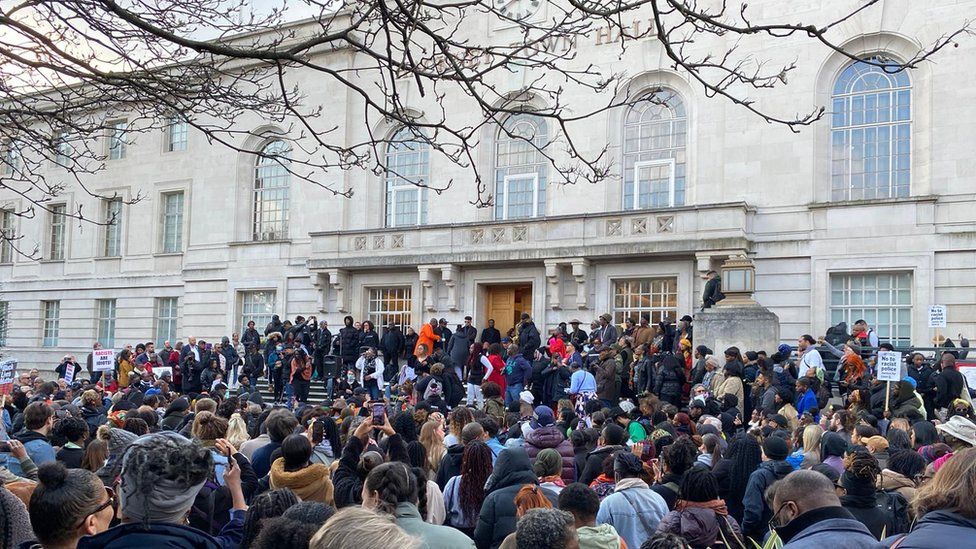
[1,1,975,369]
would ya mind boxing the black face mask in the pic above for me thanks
[768,500,797,534]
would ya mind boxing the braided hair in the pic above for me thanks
[726,434,762,499]
[410,467,429,520]
[241,488,300,548]
[364,462,418,516]
[679,466,719,503]
[0,485,15,549]
[459,441,493,520]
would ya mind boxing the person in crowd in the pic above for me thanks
[597,451,668,549]
[311,506,420,549]
[436,421,485,489]
[819,431,848,475]
[609,406,647,445]
[524,405,576,485]
[10,402,55,476]
[483,344,508,397]
[558,482,626,549]
[503,343,533,407]
[696,433,722,470]
[653,352,685,408]
[269,433,334,504]
[741,434,794,540]
[567,356,598,421]
[881,449,925,505]
[26,462,114,548]
[251,408,299,478]
[651,437,698,510]
[933,354,965,413]
[713,433,761,524]
[935,414,976,452]
[768,470,879,548]
[240,488,300,549]
[517,313,542,361]
[474,448,558,549]
[881,447,976,548]
[443,441,493,536]
[363,461,475,548]
[580,424,629,486]
[509,508,578,549]
[594,348,620,409]
[81,439,108,473]
[534,448,568,494]
[419,419,447,477]
[77,431,246,548]
[53,416,89,469]
[656,466,742,548]
[839,448,909,538]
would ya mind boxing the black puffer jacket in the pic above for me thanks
[473,448,558,549]
[338,327,360,362]
[579,444,626,486]
[654,354,686,405]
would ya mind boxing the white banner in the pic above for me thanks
[63,362,75,384]
[877,351,903,382]
[928,305,947,329]
[92,349,116,372]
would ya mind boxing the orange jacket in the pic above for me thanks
[415,323,441,356]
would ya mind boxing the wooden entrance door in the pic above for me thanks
[486,284,532,338]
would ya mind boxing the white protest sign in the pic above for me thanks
[92,349,116,372]
[63,362,75,384]
[877,351,903,382]
[155,366,172,380]
[928,305,947,329]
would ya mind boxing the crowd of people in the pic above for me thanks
[1,311,975,549]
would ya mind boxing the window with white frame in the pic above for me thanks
[385,128,429,227]
[48,204,66,260]
[830,57,911,201]
[253,140,290,240]
[0,210,12,263]
[97,299,117,348]
[107,119,128,160]
[161,191,184,253]
[494,114,548,220]
[2,140,22,175]
[55,130,74,167]
[367,287,413,338]
[42,300,60,347]
[156,297,179,345]
[623,89,687,209]
[0,301,7,347]
[830,272,912,344]
[103,198,122,257]
[612,278,678,327]
[240,290,275,333]
[167,117,188,152]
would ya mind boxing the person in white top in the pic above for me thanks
[796,334,823,378]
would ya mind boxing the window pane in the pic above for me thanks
[168,118,188,152]
[162,192,184,253]
[611,278,678,330]
[829,272,912,345]
[367,287,413,339]
[103,199,122,257]
[42,301,60,347]
[0,210,12,263]
[156,297,179,345]
[0,301,7,347]
[385,128,430,227]
[253,141,290,240]
[108,120,127,160]
[240,291,275,333]
[830,57,911,201]
[49,204,66,260]
[623,90,686,209]
[494,115,548,220]
[97,299,117,348]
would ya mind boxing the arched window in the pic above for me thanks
[385,128,430,227]
[253,140,290,240]
[623,89,686,209]
[831,56,911,201]
[494,114,548,220]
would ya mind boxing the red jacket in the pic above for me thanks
[485,353,507,394]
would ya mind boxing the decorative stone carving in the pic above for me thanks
[606,219,621,236]
[418,266,437,312]
[309,273,327,313]
[490,227,506,243]
[326,269,349,313]
[544,260,562,310]
[656,215,674,233]
[353,236,367,250]
[441,265,459,312]
[391,234,404,249]
[373,235,385,249]
[470,228,484,244]
[512,226,528,242]
[572,259,590,309]
[631,217,648,235]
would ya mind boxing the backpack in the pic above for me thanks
[423,378,443,400]
[876,490,911,535]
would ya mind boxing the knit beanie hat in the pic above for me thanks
[108,427,138,455]
[762,436,790,461]
[532,448,562,478]
[283,501,335,525]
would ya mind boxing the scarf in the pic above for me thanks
[676,499,729,516]
[539,475,566,487]
[589,473,614,488]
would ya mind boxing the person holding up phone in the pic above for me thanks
[356,347,386,401]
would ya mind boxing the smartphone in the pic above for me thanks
[225,446,233,461]
[0,441,10,452]
[372,402,386,424]
[206,343,213,351]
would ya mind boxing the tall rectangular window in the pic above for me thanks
[0,301,8,348]
[167,117,188,152]
[49,204,66,260]
[156,297,179,345]
[240,291,275,332]
[55,130,74,167]
[103,198,122,257]
[107,119,127,160]
[0,210,12,263]
[42,300,60,347]
[97,299,117,348]
[612,278,678,327]
[161,192,184,253]
[830,272,912,345]
[367,287,413,338]
[2,140,21,175]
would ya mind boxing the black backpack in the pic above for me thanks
[876,489,911,536]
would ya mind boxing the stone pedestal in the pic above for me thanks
[695,306,781,355]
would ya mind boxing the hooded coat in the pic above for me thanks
[77,509,244,549]
[269,459,334,504]
[741,459,794,539]
[656,503,742,549]
[473,448,558,549]
[654,354,686,406]
[524,425,576,484]
[579,445,626,486]
[879,510,976,548]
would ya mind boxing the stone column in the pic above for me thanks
[441,265,459,312]
[572,259,590,310]
[544,260,563,310]
[325,269,348,313]
[418,266,438,313]
[309,272,327,313]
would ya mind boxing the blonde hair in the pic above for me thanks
[225,413,250,449]
[780,404,799,432]
[863,435,890,454]
[419,420,446,474]
[310,506,419,549]
[802,425,824,463]
[81,389,101,407]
